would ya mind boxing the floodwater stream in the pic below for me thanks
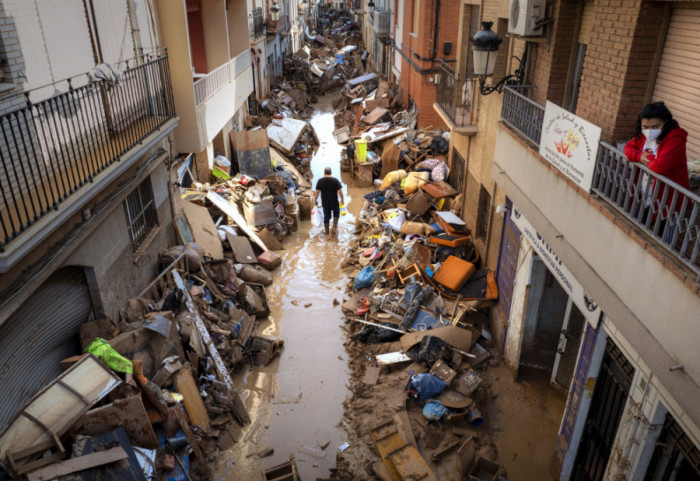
[216,94,367,480]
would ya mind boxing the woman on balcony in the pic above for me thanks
[624,102,690,238]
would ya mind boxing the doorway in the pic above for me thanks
[519,255,585,392]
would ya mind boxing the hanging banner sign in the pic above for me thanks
[511,207,601,328]
[539,101,602,192]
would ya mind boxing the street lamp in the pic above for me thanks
[471,21,523,95]
[368,0,375,15]
[271,1,280,22]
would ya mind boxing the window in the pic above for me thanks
[124,177,158,251]
[475,184,491,240]
[448,149,466,193]
[645,413,700,481]
[565,43,586,113]
[412,0,419,34]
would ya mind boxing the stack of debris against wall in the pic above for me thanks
[330,165,507,480]
[0,118,317,480]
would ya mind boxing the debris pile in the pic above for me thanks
[0,123,316,480]
[333,167,505,480]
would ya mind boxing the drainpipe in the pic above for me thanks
[411,0,440,62]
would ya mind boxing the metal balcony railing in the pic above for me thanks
[592,143,700,278]
[501,85,543,145]
[0,53,175,251]
[435,63,473,128]
[500,86,700,279]
[249,8,265,39]
[193,50,251,107]
[373,10,390,36]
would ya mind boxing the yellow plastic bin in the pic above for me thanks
[354,139,367,162]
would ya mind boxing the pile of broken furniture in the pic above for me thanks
[336,167,505,480]
[0,128,316,480]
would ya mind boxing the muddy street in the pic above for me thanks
[216,94,369,480]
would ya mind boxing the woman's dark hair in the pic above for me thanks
[634,101,679,142]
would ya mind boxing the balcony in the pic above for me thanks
[0,53,176,253]
[433,63,477,134]
[249,8,265,40]
[501,86,700,280]
[194,50,252,107]
[373,10,390,36]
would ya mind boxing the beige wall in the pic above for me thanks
[227,0,250,57]
[202,0,231,69]
[493,126,700,430]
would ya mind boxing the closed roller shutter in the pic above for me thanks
[653,8,700,159]
[0,267,92,431]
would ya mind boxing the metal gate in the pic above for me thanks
[571,338,634,481]
[0,267,93,431]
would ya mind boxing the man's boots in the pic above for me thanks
[324,222,330,235]
[331,217,338,234]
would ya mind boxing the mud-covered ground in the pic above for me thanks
[215,93,566,480]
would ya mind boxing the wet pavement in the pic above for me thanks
[216,94,367,480]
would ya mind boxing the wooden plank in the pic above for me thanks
[26,447,128,481]
[172,271,250,425]
[226,233,258,264]
[172,406,211,479]
[206,191,268,252]
[388,445,439,481]
[173,368,211,432]
[182,201,224,259]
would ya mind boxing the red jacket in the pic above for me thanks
[624,127,690,190]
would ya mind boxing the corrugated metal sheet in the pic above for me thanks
[0,267,92,432]
[653,8,700,159]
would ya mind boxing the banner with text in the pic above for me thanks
[539,101,602,192]
[511,207,601,328]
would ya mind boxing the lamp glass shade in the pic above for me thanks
[472,49,497,77]
[271,3,280,21]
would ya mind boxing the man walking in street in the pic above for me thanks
[314,167,344,235]
[361,49,368,71]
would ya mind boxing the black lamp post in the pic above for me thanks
[368,0,375,15]
[271,1,280,22]
[471,21,524,95]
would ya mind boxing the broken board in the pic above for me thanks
[173,367,212,432]
[257,227,284,251]
[227,233,258,263]
[70,395,158,448]
[266,118,308,155]
[346,72,378,86]
[26,447,128,481]
[400,326,472,352]
[231,129,273,180]
[207,191,268,252]
[182,201,224,259]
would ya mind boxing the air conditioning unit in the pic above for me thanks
[508,0,545,36]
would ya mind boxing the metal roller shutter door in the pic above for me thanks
[0,267,92,432]
[652,8,700,159]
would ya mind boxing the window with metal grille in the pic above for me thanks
[124,177,158,250]
[645,413,700,481]
[448,148,466,193]
[475,185,491,240]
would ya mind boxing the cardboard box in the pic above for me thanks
[468,456,501,481]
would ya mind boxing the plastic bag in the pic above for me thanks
[353,266,376,290]
[423,401,450,421]
[407,373,447,400]
[384,208,406,232]
[312,207,323,227]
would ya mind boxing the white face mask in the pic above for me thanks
[642,128,662,142]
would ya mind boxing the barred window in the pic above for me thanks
[124,177,158,250]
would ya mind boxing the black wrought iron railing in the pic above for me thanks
[501,85,543,145]
[500,85,700,280]
[592,143,700,279]
[249,8,265,39]
[435,63,473,128]
[0,53,176,251]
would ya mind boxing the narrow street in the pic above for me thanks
[217,94,369,480]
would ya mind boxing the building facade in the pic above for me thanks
[0,0,177,430]
[440,0,700,480]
